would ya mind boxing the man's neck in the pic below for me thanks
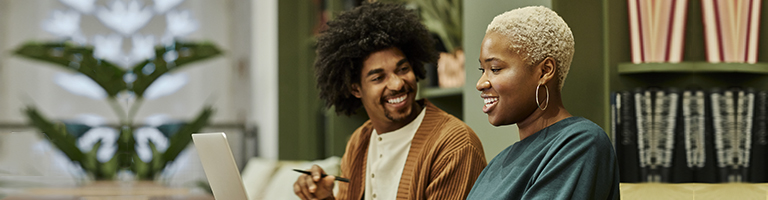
[371,100,424,134]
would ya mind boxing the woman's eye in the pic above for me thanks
[491,69,501,73]
[478,68,485,73]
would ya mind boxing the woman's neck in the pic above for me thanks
[516,98,572,141]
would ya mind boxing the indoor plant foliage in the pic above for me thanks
[379,0,465,88]
[12,0,221,180]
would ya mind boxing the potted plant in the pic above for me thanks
[12,0,222,181]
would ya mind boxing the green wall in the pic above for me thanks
[553,0,607,129]
[277,0,323,160]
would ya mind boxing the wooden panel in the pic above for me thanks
[620,183,768,200]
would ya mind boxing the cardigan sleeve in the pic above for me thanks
[335,139,353,200]
[424,127,487,200]
[335,123,369,200]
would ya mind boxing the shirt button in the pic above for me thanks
[379,154,382,158]
[378,137,382,141]
[373,193,377,198]
[372,173,375,178]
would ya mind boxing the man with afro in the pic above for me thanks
[293,2,486,200]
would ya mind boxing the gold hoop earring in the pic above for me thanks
[536,84,549,110]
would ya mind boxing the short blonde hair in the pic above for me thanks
[486,6,574,90]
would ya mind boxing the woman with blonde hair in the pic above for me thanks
[466,6,620,199]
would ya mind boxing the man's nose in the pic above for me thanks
[387,74,405,91]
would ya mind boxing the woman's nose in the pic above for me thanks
[476,77,490,91]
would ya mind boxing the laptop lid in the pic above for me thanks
[192,132,249,200]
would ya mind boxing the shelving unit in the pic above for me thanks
[601,0,768,127]
[419,87,463,98]
[418,85,464,120]
[596,0,768,184]
[618,62,768,74]
[615,62,768,90]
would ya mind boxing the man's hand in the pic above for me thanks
[293,165,336,200]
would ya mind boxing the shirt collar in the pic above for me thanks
[373,106,427,137]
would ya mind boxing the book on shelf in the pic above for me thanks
[735,89,754,181]
[700,89,719,183]
[702,0,762,63]
[677,89,718,183]
[614,91,642,182]
[633,88,679,182]
[635,88,653,181]
[627,0,688,63]
[750,90,767,182]
[683,90,706,170]
[711,88,754,182]
[615,87,768,183]
[655,89,679,182]
[710,88,733,181]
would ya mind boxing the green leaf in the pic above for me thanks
[13,42,127,97]
[161,107,214,166]
[99,154,119,180]
[24,107,84,162]
[132,140,165,180]
[132,153,149,179]
[414,0,462,52]
[131,41,223,97]
[116,126,136,169]
[149,141,165,176]
[82,140,101,175]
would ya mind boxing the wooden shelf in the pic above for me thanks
[618,62,768,74]
[419,87,463,98]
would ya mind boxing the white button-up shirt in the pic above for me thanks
[364,107,426,200]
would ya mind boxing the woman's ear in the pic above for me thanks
[538,57,557,85]
[350,83,362,98]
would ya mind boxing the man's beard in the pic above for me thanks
[385,104,411,122]
[382,85,415,122]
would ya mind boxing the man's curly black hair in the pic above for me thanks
[315,2,438,116]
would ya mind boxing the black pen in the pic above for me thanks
[293,169,350,182]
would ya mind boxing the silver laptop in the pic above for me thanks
[192,132,249,200]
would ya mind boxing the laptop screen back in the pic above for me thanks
[192,132,249,200]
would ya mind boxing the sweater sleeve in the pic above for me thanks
[424,128,487,200]
[520,130,620,200]
[334,134,354,200]
[335,124,369,200]
[335,140,353,200]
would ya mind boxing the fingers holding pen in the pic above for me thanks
[310,164,326,182]
[308,165,335,199]
[294,172,318,200]
[314,175,336,198]
[294,180,312,200]
[293,165,334,200]
[304,172,318,193]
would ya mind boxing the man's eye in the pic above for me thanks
[478,68,484,73]
[491,69,501,73]
[371,77,380,81]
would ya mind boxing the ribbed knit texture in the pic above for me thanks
[334,100,487,200]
